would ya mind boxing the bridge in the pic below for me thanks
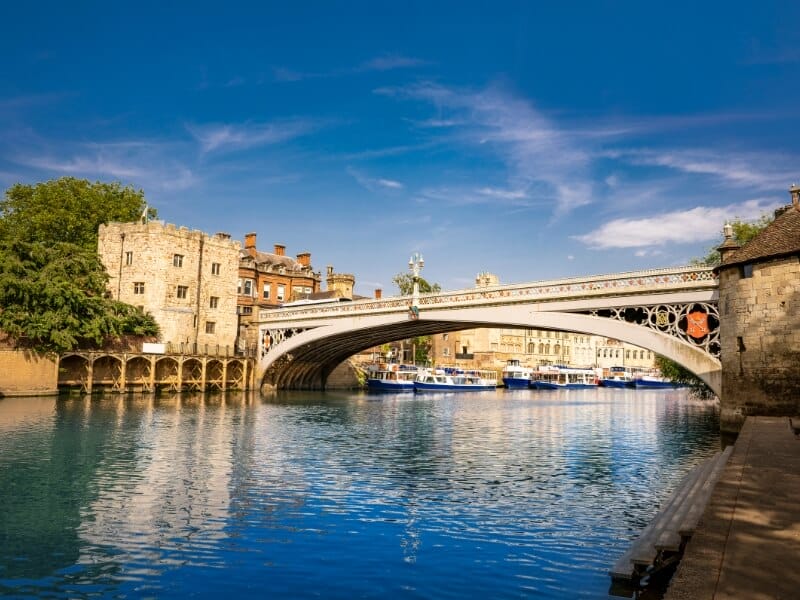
[254,265,720,393]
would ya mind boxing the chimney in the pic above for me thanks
[296,252,311,267]
[244,232,257,257]
[274,244,286,256]
[375,288,382,299]
[790,183,800,209]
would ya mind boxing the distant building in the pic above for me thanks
[97,221,240,349]
[716,184,800,432]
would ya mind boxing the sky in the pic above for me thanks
[1,1,799,296]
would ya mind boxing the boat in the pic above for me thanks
[414,367,498,392]
[599,366,636,389]
[366,363,417,392]
[633,374,680,389]
[529,365,598,390]
[501,359,533,389]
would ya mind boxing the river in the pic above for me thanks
[0,388,720,599]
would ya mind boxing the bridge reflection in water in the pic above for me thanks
[0,388,720,599]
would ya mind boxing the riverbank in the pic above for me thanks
[665,416,800,599]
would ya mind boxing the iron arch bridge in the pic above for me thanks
[255,265,720,394]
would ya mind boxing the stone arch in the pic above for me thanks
[58,353,91,391]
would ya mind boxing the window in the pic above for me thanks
[443,333,449,340]
[238,279,254,296]
[133,282,145,294]
[211,262,221,275]
[277,285,285,301]
[238,306,253,315]
[173,254,184,267]
[177,285,188,299]
[443,347,450,356]
[741,263,754,278]
[209,296,219,309]
[626,350,631,359]
[205,322,216,334]
[125,251,133,265]
[528,342,534,353]
[263,283,270,300]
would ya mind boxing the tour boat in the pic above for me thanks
[414,367,498,392]
[530,366,598,390]
[366,363,418,392]
[501,359,533,389]
[599,366,636,389]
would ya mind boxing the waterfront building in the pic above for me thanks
[716,184,800,432]
[97,221,240,349]
[237,233,321,350]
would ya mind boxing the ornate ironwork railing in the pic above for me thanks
[259,265,717,322]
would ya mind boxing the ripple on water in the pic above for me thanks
[0,389,719,599]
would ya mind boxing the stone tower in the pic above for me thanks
[326,265,355,300]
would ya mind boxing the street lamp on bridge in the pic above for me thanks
[408,252,424,310]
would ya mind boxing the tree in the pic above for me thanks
[0,177,153,250]
[392,272,442,365]
[391,273,441,295]
[691,214,774,267]
[0,178,160,353]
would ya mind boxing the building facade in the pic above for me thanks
[716,184,800,432]
[98,221,240,350]
[236,233,322,351]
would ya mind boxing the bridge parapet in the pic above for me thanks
[258,265,717,323]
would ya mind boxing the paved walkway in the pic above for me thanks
[665,416,800,600]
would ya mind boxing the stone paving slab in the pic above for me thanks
[665,416,800,600]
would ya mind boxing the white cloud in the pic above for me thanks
[575,199,778,249]
[477,187,527,200]
[187,120,317,153]
[347,167,404,192]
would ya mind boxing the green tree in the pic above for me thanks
[391,273,441,295]
[0,177,153,250]
[392,272,441,365]
[0,178,160,353]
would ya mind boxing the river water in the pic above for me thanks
[0,388,720,599]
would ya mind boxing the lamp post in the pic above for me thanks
[408,252,424,309]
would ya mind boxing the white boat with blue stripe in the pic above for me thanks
[501,359,533,389]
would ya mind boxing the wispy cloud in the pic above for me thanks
[347,167,404,191]
[418,185,536,208]
[607,148,795,190]
[272,54,429,82]
[574,199,777,249]
[377,81,594,217]
[187,119,319,153]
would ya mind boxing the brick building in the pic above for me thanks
[716,184,800,432]
[97,221,240,349]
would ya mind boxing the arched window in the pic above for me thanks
[528,342,534,354]
[545,344,550,355]
[539,343,544,354]
[554,344,561,355]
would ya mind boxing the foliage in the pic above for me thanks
[654,355,715,400]
[391,273,441,295]
[0,240,159,353]
[0,177,154,250]
[691,214,774,266]
[0,178,161,353]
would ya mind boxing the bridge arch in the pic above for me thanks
[257,306,720,395]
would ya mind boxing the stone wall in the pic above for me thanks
[98,221,240,350]
[719,255,800,432]
[0,350,58,396]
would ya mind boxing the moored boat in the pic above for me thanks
[530,366,598,390]
[633,375,680,389]
[366,363,417,392]
[599,366,636,389]
[414,367,498,392]
[501,359,533,389]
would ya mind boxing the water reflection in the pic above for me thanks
[0,389,719,598]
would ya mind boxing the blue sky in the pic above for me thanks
[2,1,799,295]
